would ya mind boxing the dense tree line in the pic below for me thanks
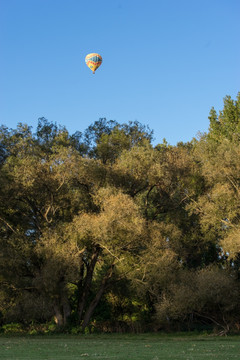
[0,93,240,334]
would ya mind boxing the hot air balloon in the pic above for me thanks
[85,53,102,74]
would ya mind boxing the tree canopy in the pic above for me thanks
[1,93,240,334]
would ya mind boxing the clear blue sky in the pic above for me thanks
[1,0,239,145]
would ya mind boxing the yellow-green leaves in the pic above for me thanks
[72,188,144,255]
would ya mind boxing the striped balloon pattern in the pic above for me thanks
[85,53,102,74]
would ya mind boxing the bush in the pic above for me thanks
[1,323,23,334]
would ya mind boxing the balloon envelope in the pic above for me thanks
[85,53,102,73]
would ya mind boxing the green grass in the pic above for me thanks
[0,333,240,359]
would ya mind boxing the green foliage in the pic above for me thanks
[207,93,240,143]
[155,266,240,334]
[193,93,240,262]
[1,323,23,334]
[1,94,240,334]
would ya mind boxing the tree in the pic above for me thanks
[111,139,217,268]
[154,266,240,334]
[193,93,240,262]
[68,187,144,330]
[84,118,153,162]
[0,119,97,325]
[1,98,240,333]
[0,119,147,329]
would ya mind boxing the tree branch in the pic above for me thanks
[0,216,17,233]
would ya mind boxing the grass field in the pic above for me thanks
[0,333,239,360]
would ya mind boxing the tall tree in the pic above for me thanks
[0,119,147,329]
[193,93,240,262]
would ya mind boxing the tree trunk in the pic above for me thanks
[53,283,71,327]
[82,263,114,331]
[77,245,101,321]
[63,298,71,325]
[54,304,64,327]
